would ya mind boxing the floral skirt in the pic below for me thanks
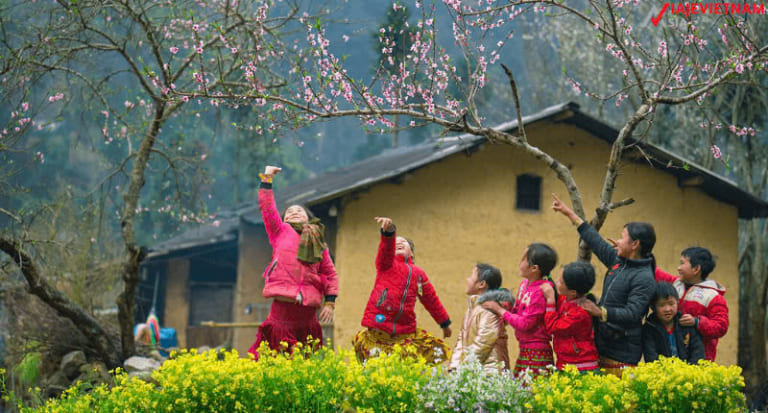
[599,356,635,378]
[352,328,449,365]
[248,300,322,361]
[514,347,554,378]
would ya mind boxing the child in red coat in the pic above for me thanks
[654,247,728,361]
[353,217,452,364]
[545,262,599,373]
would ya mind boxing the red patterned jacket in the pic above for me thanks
[544,296,599,371]
[655,268,729,361]
[361,230,451,335]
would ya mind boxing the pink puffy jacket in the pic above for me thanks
[259,188,338,308]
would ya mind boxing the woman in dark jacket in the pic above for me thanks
[552,194,656,377]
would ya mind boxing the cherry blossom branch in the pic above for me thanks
[500,63,526,143]
[655,44,768,104]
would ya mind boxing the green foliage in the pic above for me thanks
[25,349,747,413]
[14,353,40,388]
[531,358,746,412]
[31,343,433,413]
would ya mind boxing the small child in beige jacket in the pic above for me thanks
[449,263,513,373]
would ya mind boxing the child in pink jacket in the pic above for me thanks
[248,166,338,360]
[483,243,557,377]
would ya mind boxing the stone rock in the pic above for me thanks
[45,384,67,399]
[44,370,71,398]
[128,370,156,384]
[196,345,211,354]
[123,356,161,373]
[77,361,113,385]
[60,351,86,380]
[46,370,71,389]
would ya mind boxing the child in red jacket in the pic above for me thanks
[654,247,728,361]
[545,261,599,373]
[483,243,557,377]
[353,217,452,364]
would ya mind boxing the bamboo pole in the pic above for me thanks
[200,321,333,328]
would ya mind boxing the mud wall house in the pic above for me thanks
[140,102,768,365]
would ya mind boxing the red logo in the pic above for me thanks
[652,3,766,26]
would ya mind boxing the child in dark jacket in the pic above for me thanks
[482,243,557,377]
[545,262,600,373]
[643,282,705,364]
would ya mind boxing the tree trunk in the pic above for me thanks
[0,236,122,368]
[116,103,166,359]
[739,219,768,402]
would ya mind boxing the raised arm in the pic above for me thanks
[374,217,396,271]
[654,267,679,284]
[552,193,617,268]
[258,166,284,243]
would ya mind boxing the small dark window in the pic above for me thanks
[516,174,541,211]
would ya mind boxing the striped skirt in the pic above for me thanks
[514,347,555,378]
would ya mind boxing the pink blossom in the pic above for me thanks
[195,46,203,54]
[342,35,350,42]
[192,24,199,31]
[735,63,744,74]
[170,46,179,54]
[201,154,207,160]
[21,102,29,111]
[231,47,238,53]
[710,145,722,159]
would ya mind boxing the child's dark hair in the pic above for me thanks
[476,263,502,291]
[681,246,716,280]
[625,222,656,269]
[562,262,596,302]
[651,282,679,310]
[281,204,316,221]
[526,243,558,278]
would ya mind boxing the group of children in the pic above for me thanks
[251,166,729,378]
[442,195,729,377]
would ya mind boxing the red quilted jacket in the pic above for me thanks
[544,296,599,371]
[655,268,729,361]
[361,230,451,335]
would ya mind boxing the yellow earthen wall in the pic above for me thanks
[233,223,272,355]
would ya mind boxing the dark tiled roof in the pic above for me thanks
[146,102,768,260]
